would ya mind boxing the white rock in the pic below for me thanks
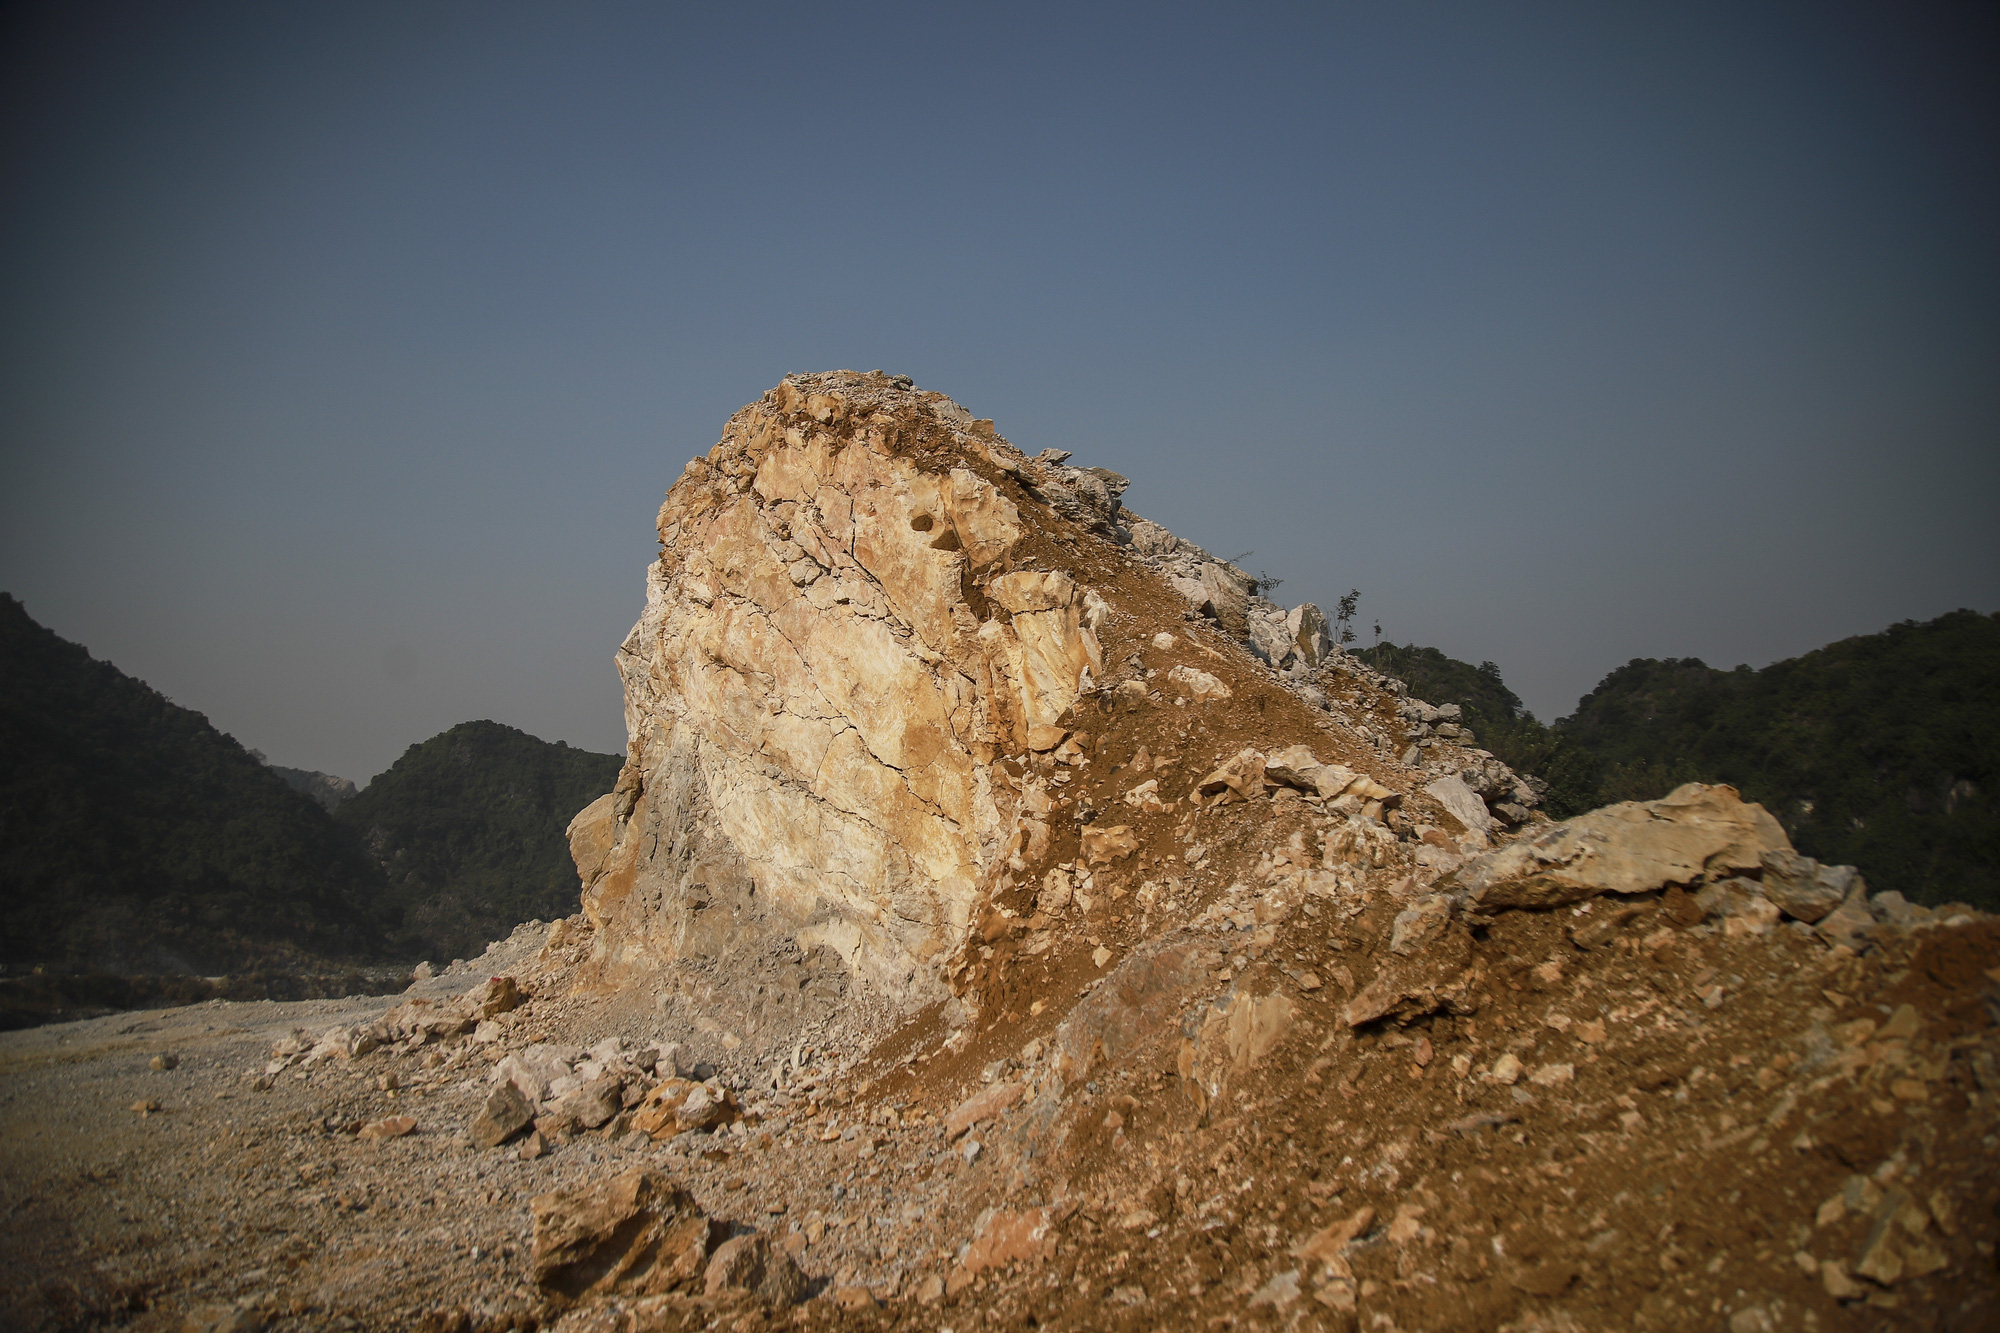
[1423,775,1493,837]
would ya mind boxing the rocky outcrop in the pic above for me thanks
[559,372,1554,1059]
[254,754,359,813]
[565,373,1121,1041]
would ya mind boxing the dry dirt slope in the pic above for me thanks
[3,372,1996,1333]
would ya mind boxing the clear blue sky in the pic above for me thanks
[3,1,1994,784]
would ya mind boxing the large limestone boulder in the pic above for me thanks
[570,373,1108,1035]
[1446,782,1792,911]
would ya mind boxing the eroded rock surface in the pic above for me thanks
[568,373,1116,1043]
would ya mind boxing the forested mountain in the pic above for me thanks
[0,594,387,974]
[1358,609,1999,910]
[0,596,622,983]
[336,721,622,963]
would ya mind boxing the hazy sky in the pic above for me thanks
[3,2,1994,784]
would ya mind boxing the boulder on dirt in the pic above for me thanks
[493,1044,577,1105]
[543,1074,623,1133]
[355,1115,416,1141]
[1814,885,1878,949]
[1446,783,1791,912]
[1424,774,1493,836]
[702,1233,809,1305]
[1756,848,1857,923]
[1197,749,1267,802]
[469,975,526,1019]
[1166,663,1231,703]
[944,1080,1025,1139]
[470,1082,534,1149]
[1695,878,1781,935]
[529,1168,718,1302]
[630,1078,739,1139]
[959,1206,1059,1276]
[1080,823,1139,864]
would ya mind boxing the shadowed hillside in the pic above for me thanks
[0,594,388,974]
[336,720,621,964]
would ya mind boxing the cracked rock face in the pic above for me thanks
[567,372,1103,1035]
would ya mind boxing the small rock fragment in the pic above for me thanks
[704,1233,809,1305]
[356,1115,417,1141]
[945,1081,1025,1139]
[470,1083,534,1149]
[1820,1258,1865,1300]
[959,1206,1058,1276]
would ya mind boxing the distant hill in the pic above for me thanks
[1359,609,1999,910]
[336,721,621,964]
[0,594,389,974]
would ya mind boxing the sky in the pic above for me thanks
[3,1,1995,785]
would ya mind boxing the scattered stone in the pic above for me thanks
[1389,895,1453,956]
[1248,1269,1301,1309]
[470,1083,534,1149]
[945,1081,1024,1139]
[960,1206,1058,1276]
[1855,1189,1914,1285]
[356,1115,417,1141]
[1080,823,1139,864]
[151,1053,179,1071]
[1294,1205,1374,1276]
[1821,1258,1865,1300]
[530,1168,718,1302]
[703,1233,809,1305]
